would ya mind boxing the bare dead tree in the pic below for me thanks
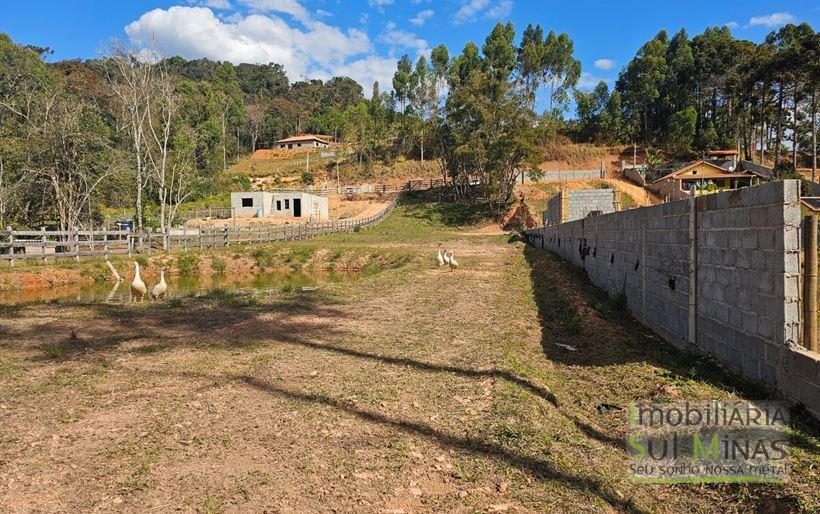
[108,41,154,230]
[144,63,177,248]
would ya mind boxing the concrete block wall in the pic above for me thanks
[540,169,604,181]
[526,180,820,418]
[545,194,563,226]
[623,167,647,187]
[544,189,616,227]
[566,189,617,222]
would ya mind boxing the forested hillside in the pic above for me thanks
[572,24,819,167]
[0,21,817,230]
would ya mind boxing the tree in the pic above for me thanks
[392,54,412,114]
[108,42,154,230]
[574,81,610,142]
[617,31,668,143]
[409,55,433,161]
[430,44,450,114]
[439,23,541,213]
[540,30,581,113]
[666,107,697,156]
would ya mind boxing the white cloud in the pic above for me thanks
[238,0,309,23]
[486,0,512,18]
[378,22,429,55]
[369,0,394,6]
[409,9,434,26]
[748,12,795,27]
[453,0,489,25]
[577,72,610,91]
[126,6,372,84]
[330,55,396,97]
[315,9,332,18]
[724,21,739,29]
[453,0,512,25]
[188,0,232,9]
[593,58,614,70]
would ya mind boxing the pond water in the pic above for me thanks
[0,270,356,306]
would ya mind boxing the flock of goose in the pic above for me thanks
[436,243,459,271]
[126,242,456,303]
[129,262,167,302]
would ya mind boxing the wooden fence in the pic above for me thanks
[1,193,402,267]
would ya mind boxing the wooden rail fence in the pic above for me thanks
[1,192,404,267]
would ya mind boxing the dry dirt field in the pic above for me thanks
[0,194,817,513]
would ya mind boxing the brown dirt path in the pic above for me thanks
[0,233,816,512]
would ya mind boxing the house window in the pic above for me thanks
[241,197,254,207]
[276,200,281,210]
[297,143,302,147]
[285,199,290,209]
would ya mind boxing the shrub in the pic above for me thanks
[280,282,294,294]
[210,256,227,274]
[176,252,200,275]
[251,247,277,268]
[135,255,149,267]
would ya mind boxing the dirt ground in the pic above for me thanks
[0,202,817,513]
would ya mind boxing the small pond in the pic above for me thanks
[0,270,357,306]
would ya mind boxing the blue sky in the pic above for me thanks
[4,0,819,104]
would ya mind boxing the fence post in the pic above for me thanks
[199,225,204,250]
[7,226,14,268]
[103,230,109,259]
[223,227,229,247]
[41,227,47,264]
[73,227,80,262]
[803,215,818,352]
[147,231,152,257]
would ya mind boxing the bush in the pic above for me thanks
[251,247,277,268]
[176,252,200,275]
[280,282,294,294]
[773,160,801,180]
[134,255,149,267]
[210,255,227,274]
[301,170,315,186]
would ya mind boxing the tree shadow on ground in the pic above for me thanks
[523,244,764,386]
[400,189,496,227]
[131,365,647,514]
[522,243,820,446]
[1,288,651,511]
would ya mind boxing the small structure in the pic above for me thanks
[543,188,618,226]
[272,191,329,221]
[647,160,760,202]
[231,192,273,217]
[275,134,330,150]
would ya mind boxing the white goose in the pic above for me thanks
[436,243,445,267]
[443,249,451,266]
[448,251,459,271]
[130,262,147,302]
[151,268,168,300]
